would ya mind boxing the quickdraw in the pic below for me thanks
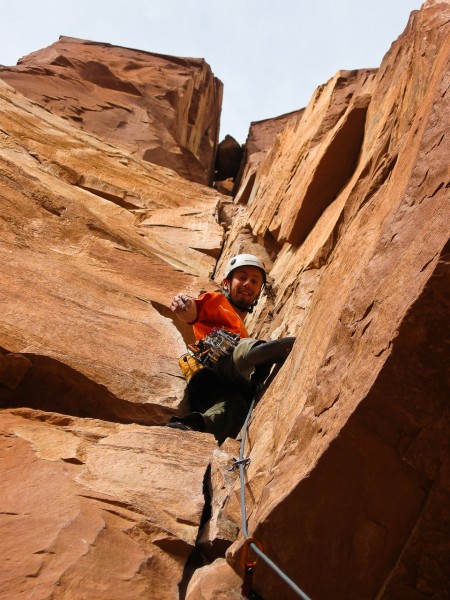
[178,328,241,381]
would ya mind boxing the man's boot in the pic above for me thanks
[166,412,206,432]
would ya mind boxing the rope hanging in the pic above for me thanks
[236,387,313,600]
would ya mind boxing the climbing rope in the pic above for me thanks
[236,388,313,600]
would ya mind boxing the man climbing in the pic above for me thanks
[167,253,295,444]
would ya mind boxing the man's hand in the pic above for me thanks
[171,293,192,312]
[170,293,198,323]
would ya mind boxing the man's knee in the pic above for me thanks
[232,338,264,383]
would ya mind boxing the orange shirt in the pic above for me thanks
[190,291,248,341]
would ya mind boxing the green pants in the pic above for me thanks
[187,338,263,444]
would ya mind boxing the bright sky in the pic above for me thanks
[0,0,422,143]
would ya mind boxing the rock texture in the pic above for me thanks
[1,1,449,599]
[0,76,224,422]
[207,2,450,599]
[244,68,376,246]
[0,36,222,185]
[186,558,244,599]
[197,439,241,561]
[0,408,216,599]
[0,47,228,597]
[235,108,305,203]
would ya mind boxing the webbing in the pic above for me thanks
[237,392,313,600]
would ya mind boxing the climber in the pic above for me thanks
[167,253,295,444]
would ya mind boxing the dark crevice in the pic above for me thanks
[61,457,84,465]
[78,493,144,514]
[354,152,398,215]
[427,181,445,199]
[142,145,206,185]
[235,170,256,205]
[86,222,134,247]
[178,464,213,600]
[361,319,373,336]
[261,230,283,257]
[419,252,438,273]
[190,245,222,260]
[360,301,376,322]
[288,99,370,246]
[78,185,139,210]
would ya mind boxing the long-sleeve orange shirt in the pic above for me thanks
[190,291,248,341]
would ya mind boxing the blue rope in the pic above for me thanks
[238,390,313,600]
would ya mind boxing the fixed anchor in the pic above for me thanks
[228,457,251,471]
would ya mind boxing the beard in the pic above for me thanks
[230,287,257,310]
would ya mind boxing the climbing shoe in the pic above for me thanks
[246,337,296,366]
[166,413,206,432]
[166,421,192,431]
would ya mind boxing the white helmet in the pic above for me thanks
[223,253,266,283]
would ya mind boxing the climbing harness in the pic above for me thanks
[236,387,313,600]
[178,328,240,381]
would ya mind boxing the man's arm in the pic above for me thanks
[170,293,198,323]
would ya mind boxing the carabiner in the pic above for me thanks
[240,536,264,570]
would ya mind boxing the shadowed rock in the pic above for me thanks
[214,135,243,182]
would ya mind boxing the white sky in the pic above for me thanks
[0,0,422,143]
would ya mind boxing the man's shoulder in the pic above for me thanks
[197,290,236,315]
[197,290,223,304]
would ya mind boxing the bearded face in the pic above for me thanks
[224,266,264,311]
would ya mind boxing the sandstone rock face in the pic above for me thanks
[0,77,224,422]
[1,1,449,599]
[185,558,244,600]
[0,408,216,599]
[0,46,229,596]
[197,439,241,561]
[235,108,305,203]
[244,68,377,247]
[0,36,223,185]
[209,2,449,599]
